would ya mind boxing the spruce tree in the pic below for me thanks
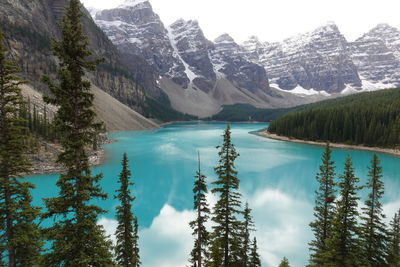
[249,237,261,267]
[387,210,400,267]
[41,0,114,265]
[279,257,291,267]
[189,152,210,267]
[0,30,42,267]
[309,143,336,266]
[241,202,255,266]
[325,155,362,266]
[210,124,243,267]
[360,154,388,266]
[115,153,140,267]
[133,217,140,266]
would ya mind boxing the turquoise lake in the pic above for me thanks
[25,122,400,267]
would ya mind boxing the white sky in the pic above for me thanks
[81,0,400,43]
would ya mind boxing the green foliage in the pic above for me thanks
[249,238,261,267]
[279,257,291,267]
[189,153,210,267]
[19,99,58,142]
[268,88,400,148]
[360,154,388,266]
[241,203,256,266]
[3,23,51,51]
[0,29,42,267]
[325,156,363,266]
[41,1,114,265]
[210,104,295,122]
[210,124,243,267]
[308,143,336,266]
[387,210,400,266]
[144,98,196,122]
[115,153,140,267]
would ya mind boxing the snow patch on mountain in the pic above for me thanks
[167,28,197,85]
[272,84,331,97]
[119,0,149,9]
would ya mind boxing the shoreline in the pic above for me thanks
[255,130,400,157]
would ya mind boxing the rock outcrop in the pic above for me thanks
[242,22,362,94]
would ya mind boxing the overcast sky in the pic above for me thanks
[81,0,400,43]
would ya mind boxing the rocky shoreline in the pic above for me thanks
[256,131,400,157]
[26,137,111,176]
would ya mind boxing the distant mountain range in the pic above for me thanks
[3,0,400,120]
[89,0,400,117]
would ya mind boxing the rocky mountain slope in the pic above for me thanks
[242,22,400,95]
[92,0,315,117]
[242,22,362,94]
[350,24,400,90]
[91,0,400,117]
[0,0,176,124]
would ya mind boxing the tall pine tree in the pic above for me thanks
[249,237,261,267]
[42,1,114,265]
[309,143,336,266]
[360,154,388,266]
[387,210,400,267]
[210,124,243,267]
[325,155,362,266]
[115,153,140,267]
[0,29,42,267]
[189,152,210,267]
[241,202,255,266]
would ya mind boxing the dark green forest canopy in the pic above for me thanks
[268,88,400,148]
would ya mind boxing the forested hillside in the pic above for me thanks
[268,88,400,148]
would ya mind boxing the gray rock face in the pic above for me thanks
[242,22,362,93]
[93,0,271,96]
[0,0,166,113]
[168,19,216,92]
[95,0,188,88]
[212,34,270,94]
[350,24,400,87]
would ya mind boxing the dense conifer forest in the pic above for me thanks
[268,88,400,148]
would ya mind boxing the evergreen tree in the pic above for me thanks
[189,152,210,267]
[210,124,243,267]
[133,217,140,267]
[41,1,114,265]
[13,183,43,267]
[309,143,336,266]
[0,29,42,267]
[249,237,261,267]
[115,153,140,267]
[387,210,400,267]
[241,202,255,266]
[207,237,223,267]
[325,156,362,266]
[279,257,291,267]
[360,154,388,266]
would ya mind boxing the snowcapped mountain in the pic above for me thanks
[91,0,310,117]
[350,24,400,90]
[89,0,400,116]
[242,22,362,94]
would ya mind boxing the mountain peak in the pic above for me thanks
[247,35,260,42]
[170,19,199,28]
[119,0,150,8]
[315,21,339,32]
[214,34,235,44]
[370,23,399,33]
[360,23,400,41]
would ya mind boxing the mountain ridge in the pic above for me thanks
[89,0,400,117]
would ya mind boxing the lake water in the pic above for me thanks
[25,122,400,267]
